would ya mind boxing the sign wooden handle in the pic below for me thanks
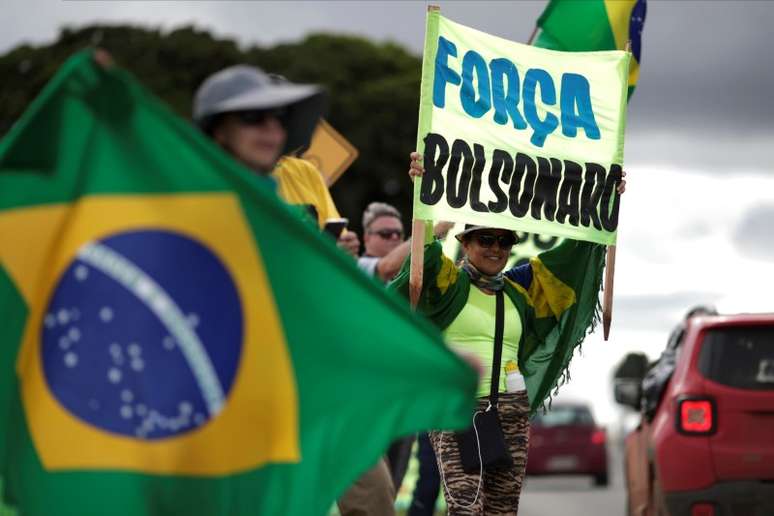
[603,245,616,340]
[603,40,630,340]
[527,25,539,45]
[410,4,438,309]
[409,219,426,309]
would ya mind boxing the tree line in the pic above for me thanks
[0,25,423,236]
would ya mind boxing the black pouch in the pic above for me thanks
[454,406,513,473]
[454,290,513,474]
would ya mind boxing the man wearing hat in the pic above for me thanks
[194,66,395,515]
[193,65,359,256]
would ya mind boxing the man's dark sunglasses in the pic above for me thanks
[234,107,289,126]
[371,229,404,239]
[474,233,517,249]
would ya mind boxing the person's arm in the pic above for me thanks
[278,157,360,257]
[375,240,411,282]
[374,221,455,282]
[387,226,461,315]
[301,162,360,256]
[356,255,380,277]
[304,160,340,223]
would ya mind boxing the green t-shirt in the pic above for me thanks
[444,286,522,398]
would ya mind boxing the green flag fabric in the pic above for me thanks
[0,50,477,516]
[535,0,647,97]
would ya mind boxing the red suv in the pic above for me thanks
[614,313,774,516]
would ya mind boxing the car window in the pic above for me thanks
[698,326,774,390]
[532,405,594,427]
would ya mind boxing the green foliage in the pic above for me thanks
[0,25,422,235]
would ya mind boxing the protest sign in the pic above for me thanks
[413,11,630,245]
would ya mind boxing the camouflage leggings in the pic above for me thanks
[429,391,530,515]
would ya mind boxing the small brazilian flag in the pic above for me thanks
[534,0,647,98]
[0,50,477,516]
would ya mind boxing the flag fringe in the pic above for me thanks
[534,247,605,416]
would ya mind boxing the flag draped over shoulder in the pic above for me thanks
[535,0,647,97]
[0,50,477,516]
[391,234,605,415]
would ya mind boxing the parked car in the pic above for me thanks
[526,402,609,486]
[614,313,774,516]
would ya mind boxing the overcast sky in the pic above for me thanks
[3,0,773,423]
[4,1,773,153]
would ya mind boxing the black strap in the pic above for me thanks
[488,290,505,407]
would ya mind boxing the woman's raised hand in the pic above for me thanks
[409,151,424,178]
[432,221,456,239]
[617,171,627,195]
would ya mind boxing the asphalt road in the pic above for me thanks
[518,441,626,516]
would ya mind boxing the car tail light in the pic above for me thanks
[690,502,716,516]
[591,429,606,445]
[676,397,716,435]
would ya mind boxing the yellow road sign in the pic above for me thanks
[302,119,358,186]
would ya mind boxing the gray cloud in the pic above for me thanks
[675,220,714,240]
[732,203,774,260]
[629,2,774,129]
[614,291,723,334]
[2,0,773,170]
[624,128,774,172]
[622,3,774,170]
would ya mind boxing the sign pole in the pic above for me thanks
[603,40,630,341]
[602,245,616,340]
[527,25,539,45]
[410,4,440,309]
[409,219,425,309]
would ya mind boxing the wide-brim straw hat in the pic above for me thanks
[454,224,519,243]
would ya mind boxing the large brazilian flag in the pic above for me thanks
[0,50,477,516]
[535,0,647,97]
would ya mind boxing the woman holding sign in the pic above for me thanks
[389,153,624,514]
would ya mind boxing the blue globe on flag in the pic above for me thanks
[41,229,243,440]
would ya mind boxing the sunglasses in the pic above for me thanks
[370,229,404,240]
[233,107,289,126]
[473,233,517,249]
